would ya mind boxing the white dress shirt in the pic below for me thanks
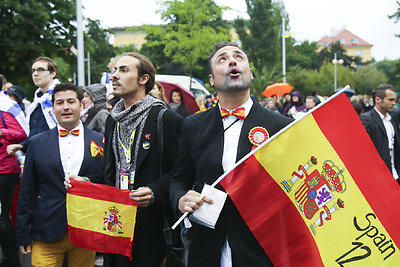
[375,108,399,179]
[220,97,253,267]
[58,122,84,177]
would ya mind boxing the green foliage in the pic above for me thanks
[286,40,320,70]
[155,0,231,77]
[352,65,387,95]
[0,0,77,95]
[234,0,283,70]
[375,59,400,89]
[317,42,368,70]
[85,19,116,84]
[389,0,400,37]
[250,66,281,96]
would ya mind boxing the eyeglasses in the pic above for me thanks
[31,67,49,74]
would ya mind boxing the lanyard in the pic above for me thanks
[117,122,136,165]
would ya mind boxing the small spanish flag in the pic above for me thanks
[90,140,104,157]
[67,180,137,258]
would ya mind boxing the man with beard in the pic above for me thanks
[170,42,293,266]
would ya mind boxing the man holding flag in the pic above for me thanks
[170,42,292,266]
[16,83,104,266]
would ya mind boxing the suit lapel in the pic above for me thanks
[236,101,261,161]
[78,127,92,175]
[372,109,388,136]
[48,127,64,176]
[135,107,158,172]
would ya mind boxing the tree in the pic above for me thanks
[234,0,283,70]
[389,0,400,37]
[317,42,368,70]
[375,59,400,89]
[85,19,115,83]
[286,40,321,70]
[156,0,231,78]
[353,65,387,95]
[0,0,77,96]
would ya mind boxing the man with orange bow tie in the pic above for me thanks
[170,42,293,267]
[16,83,104,266]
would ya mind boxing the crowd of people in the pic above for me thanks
[0,41,399,267]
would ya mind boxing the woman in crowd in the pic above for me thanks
[169,88,190,118]
[0,93,27,267]
[81,83,109,134]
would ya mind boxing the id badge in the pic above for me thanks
[129,171,135,190]
[119,169,130,189]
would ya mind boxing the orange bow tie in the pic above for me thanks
[220,107,245,120]
[59,129,79,137]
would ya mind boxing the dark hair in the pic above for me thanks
[169,88,184,104]
[371,83,395,105]
[52,83,83,103]
[32,57,58,75]
[121,52,155,94]
[306,96,316,102]
[207,41,244,74]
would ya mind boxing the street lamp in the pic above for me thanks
[282,18,295,83]
[332,52,344,91]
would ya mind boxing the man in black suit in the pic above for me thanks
[16,83,104,266]
[103,52,183,266]
[360,83,400,184]
[170,42,293,266]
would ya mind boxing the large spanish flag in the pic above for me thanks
[67,180,137,258]
[220,91,400,266]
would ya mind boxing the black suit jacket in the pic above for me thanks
[170,101,293,267]
[16,126,104,246]
[104,105,183,266]
[360,108,400,177]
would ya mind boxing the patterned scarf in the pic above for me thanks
[111,95,166,188]
[0,92,29,135]
[26,79,60,129]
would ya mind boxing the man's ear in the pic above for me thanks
[139,74,149,85]
[50,72,56,79]
[209,74,214,87]
[250,68,254,80]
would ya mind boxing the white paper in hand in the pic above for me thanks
[190,184,227,229]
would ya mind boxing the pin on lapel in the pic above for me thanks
[143,141,150,150]
[248,127,269,147]
[145,134,151,140]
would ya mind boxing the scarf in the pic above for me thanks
[111,94,166,188]
[0,92,29,135]
[26,79,60,129]
[170,102,181,111]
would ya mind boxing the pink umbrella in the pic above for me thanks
[159,81,200,114]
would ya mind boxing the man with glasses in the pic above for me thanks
[7,57,60,154]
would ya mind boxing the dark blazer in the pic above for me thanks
[16,126,104,246]
[104,105,183,266]
[170,100,293,267]
[360,108,400,177]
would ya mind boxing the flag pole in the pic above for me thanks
[172,86,350,230]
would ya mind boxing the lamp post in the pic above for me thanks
[332,52,344,91]
[282,18,295,83]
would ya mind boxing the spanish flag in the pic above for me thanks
[220,91,400,266]
[67,180,137,258]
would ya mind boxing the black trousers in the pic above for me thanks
[0,173,20,266]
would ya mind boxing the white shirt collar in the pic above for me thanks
[374,107,391,121]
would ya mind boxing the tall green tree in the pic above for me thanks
[353,65,387,95]
[234,0,283,70]
[0,0,77,94]
[389,0,400,37]
[85,19,115,83]
[156,0,230,78]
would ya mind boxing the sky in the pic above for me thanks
[82,0,400,61]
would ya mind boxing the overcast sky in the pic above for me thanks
[82,0,400,61]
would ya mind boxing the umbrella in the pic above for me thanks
[262,83,294,98]
[159,81,200,114]
[335,87,357,97]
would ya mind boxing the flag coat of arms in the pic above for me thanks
[219,91,400,266]
[67,180,137,258]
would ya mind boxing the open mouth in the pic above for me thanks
[228,68,241,78]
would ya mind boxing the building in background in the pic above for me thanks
[317,28,373,63]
